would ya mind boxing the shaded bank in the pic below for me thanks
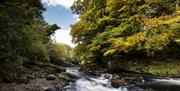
[0,68,77,91]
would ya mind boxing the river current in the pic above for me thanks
[62,67,180,91]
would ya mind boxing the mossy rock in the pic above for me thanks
[57,72,77,81]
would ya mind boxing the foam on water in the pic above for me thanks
[63,73,128,91]
[152,78,180,85]
[66,67,81,76]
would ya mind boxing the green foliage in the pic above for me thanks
[71,0,180,63]
[45,24,60,36]
[0,56,23,81]
[0,0,60,81]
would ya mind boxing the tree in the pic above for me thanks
[0,0,59,81]
[71,0,180,63]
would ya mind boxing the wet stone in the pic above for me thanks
[46,74,56,80]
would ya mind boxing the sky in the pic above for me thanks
[42,0,79,47]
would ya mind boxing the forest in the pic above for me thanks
[71,0,180,62]
[0,0,180,91]
[0,0,75,81]
[71,0,180,77]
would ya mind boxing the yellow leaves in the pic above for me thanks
[89,44,101,52]
[165,16,180,23]
[174,9,180,15]
[161,32,174,43]
[129,14,141,21]
[71,0,180,60]
[161,15,173,20]
[144,32,174,54]
[127,32,146,45]
[119,6,128,12]
[97,16,111,25]
[110,38,125,48]
[143,9,180,29]
[143,13,175,27]
[104,49,117,56]
[122,32,147,51]
[109,38,130,53]
[164,16,180,30]
[80,9,94,21]
[138,4,149,11]
[108,32,147,53]
[142,13,180,40]
[143,17,164,27]
[175,39,180,44]
[88,38,103,52]
[70,22,85,42]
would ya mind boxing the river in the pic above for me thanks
[62,67,180,91]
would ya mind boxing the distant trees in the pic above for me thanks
[49,43,74,66]
[71,0,180,63]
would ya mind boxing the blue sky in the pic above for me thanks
[42,0,78,47]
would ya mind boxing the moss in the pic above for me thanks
[109,58,180,77]
[57,72,77,81]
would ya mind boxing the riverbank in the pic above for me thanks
[107,58,180,77]
[0,76,65,91]
[1,58,179,91]
[0,67,77,91]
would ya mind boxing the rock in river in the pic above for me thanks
[46,74,56,80]
[111,76,143,88]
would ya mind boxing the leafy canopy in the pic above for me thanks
[71,0,180,63]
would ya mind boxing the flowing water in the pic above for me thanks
[62,67,180,91]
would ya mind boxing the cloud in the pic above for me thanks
[73,14,80,22]
[42,0,75,8]
[52,29,76,47]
